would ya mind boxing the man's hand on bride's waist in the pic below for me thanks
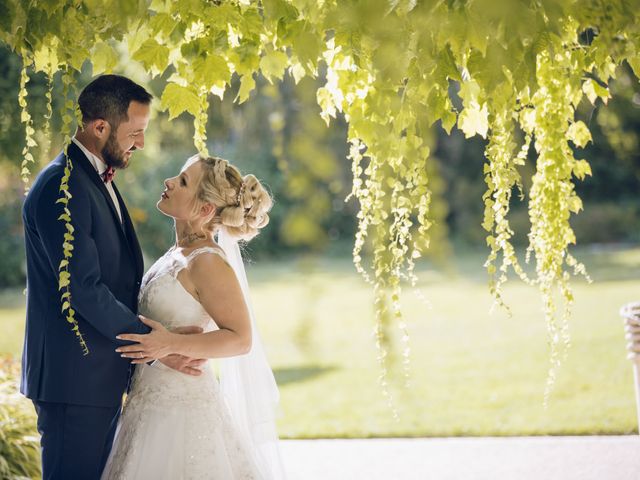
[156,354,208,376]
[115,316,205,370]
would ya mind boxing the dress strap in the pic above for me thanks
[185,246,228,264]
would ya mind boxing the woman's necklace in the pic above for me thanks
[176,231,207,247]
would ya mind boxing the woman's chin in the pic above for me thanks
[156,201,169,215]
[157,204,180,220]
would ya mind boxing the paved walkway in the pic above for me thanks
[280,436,640,479]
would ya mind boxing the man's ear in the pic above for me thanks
[92,119,110,140]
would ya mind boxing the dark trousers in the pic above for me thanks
[33,400,121,480]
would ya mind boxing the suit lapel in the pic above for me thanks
[112,183,144,280]
[68,143,125,233]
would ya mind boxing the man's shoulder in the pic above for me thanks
[25,154,64,201]
[26,150,91,209]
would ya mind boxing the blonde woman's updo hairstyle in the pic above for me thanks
[195,156,272,241]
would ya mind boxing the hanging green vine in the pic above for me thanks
[196,87,210,157]
[41,70,54,165]
[58,68,88,355]
[18,52,36,190]
[482,95,532,316]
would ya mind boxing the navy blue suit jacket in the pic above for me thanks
[21,142,150,407]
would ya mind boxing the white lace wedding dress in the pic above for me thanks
[101,246,266,480]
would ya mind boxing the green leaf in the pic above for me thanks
[67,46,91,72]
[581,78,609,105]
[437,45,461,82]
[161,83,200,119]
[192,55,231,89]
[567,121,592,148]
[316,86,336,125]
[262,0,299,22]
[149,12,176,36]
[259,49,289,83]
[92,41,119,75]
[127,22,153,55]
[440,110,457,135]
[132,38,170,74]
[628,56,640,81]
[33,38,59,73]
[229,43,261,76]
[572,159,592,181]
[457,80,481,105]
[289,21,321,73]
[458,103,489,139]
[289,62,306,84]
[567,195,583,214]
[235,73,255,104]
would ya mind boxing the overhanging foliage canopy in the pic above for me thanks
[2,0,639,406]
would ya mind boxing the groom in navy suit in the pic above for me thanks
[21,75,204,479]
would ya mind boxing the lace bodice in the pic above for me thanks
[138,246,228,332]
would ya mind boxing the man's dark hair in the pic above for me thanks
[77,75,152,130]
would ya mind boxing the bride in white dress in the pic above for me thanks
[101,155,285,479]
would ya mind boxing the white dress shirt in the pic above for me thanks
[71,137,123,223]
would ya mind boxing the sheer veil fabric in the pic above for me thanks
[218,229,286,479]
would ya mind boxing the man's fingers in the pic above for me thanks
[154,355,204,376]
[181,366,203,376]
[188,358,207,367]
[122,351,147,359]
[116,333,143,342]
[131,356,154,364]
[139,315,162,329]
[116,345,145,354]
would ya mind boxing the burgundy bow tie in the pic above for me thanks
[101,166,115,184]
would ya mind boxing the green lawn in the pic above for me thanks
[2,245,638,438]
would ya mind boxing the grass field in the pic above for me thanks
[1,245,638,438]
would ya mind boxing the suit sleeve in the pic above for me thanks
[33,171,150,344]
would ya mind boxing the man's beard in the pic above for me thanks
[101,130,132,169]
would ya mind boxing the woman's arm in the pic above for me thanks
[116,252,253,361]
[172,252,252,358]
